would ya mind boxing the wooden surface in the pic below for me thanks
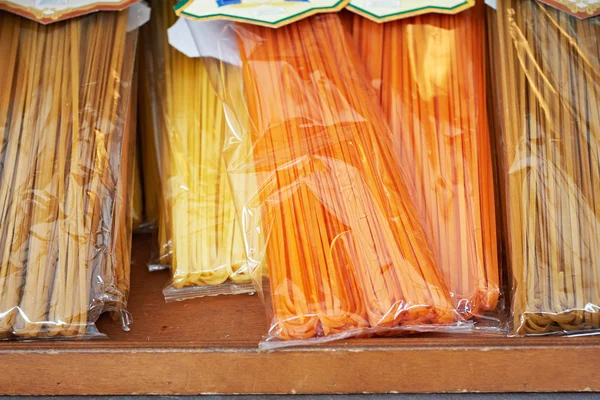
[1,235,599,395]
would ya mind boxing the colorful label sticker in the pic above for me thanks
[347,0,475,22]
[538,0,600,18]
[174,0,349,28]
[0,0,139,24]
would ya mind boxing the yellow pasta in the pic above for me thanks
[140,0,252,298]
[0,10,136,338]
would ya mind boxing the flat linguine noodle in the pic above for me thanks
[489,0,600,334]
[0,9,136,338]
[347,4,500,320]
[140,0,252,299]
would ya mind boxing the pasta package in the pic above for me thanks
[489,0,600,335]
[110,58,138,329]
[132,150,145,230]
[207,13,466,348]
[0,9,137,338]
[140,0,253,300]
[132,119,158,233]
[135,39,160,234]
[347,3,502,325]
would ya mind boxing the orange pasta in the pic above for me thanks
[349,4,500,319]
[217,14,461,346]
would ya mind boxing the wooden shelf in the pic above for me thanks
[1,235,599,395]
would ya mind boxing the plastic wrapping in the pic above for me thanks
[210,14,468,348]
[110,56,138,329]
[489,0,600,335]
[346,4,502,325]
[130,4,156,234]
[136,37,160,234]
[132,149,144,230]
[0,9,137,338]
[140,0,253,300]
[131,129,157,233]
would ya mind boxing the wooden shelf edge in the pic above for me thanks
[1,341,599,395]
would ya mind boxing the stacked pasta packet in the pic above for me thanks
[162,0,506,348]
[164,0,600,345]
[2,0,599,346]
[0,3,143,339]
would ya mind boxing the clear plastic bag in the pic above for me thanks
[346,4,503,327]
[0,9,137,339]
[208,14,469,348]
[137,34,163,240]
[139,0,253,300]
[132,148,145,231]
[131,130,159,233]
[136,40,160,234]
[489,0,600,335]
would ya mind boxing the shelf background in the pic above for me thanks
[0,235,599,395]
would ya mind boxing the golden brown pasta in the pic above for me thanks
[490,0,600,334]
[0,9,136,338]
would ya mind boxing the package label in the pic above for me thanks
[174,0,349,28]
[347,0,474,21]
[538,0,600,18]
[0,0,139,23]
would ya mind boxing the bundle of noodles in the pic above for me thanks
[137,41,160,233]
[348,3,500,319]
[217,14,461,344]
[489,0,600,334]
[140,0,251,297]
[132,151,145,230]
[0,9,136,338]
[107,62,138,327]
[138,30,167,256]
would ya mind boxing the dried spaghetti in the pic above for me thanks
[141,0,251,299]
[132,151,144,230]
[217,14,460,345]
[0,10,136,338]
[349,5,500,319]
[490,0,600,334]
[137,41,160,232]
